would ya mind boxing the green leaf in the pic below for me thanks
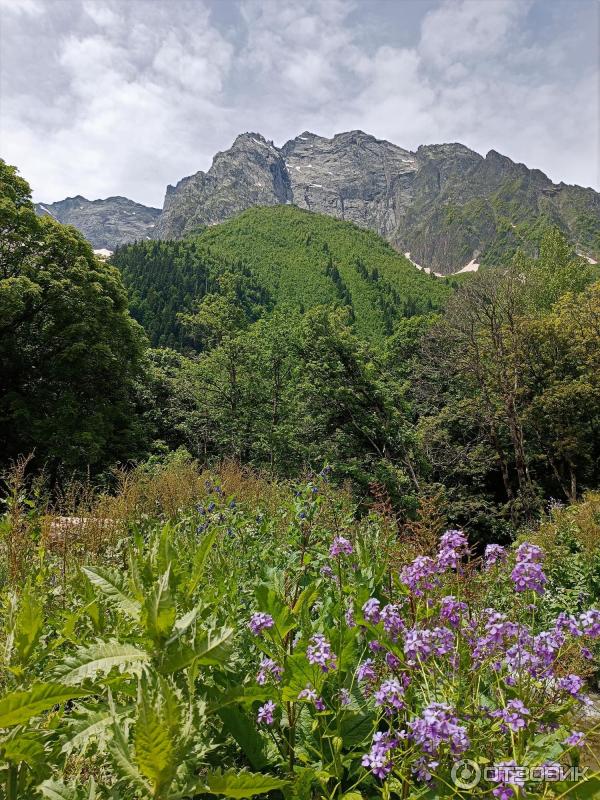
[142,567,176,643]
[0,683,88,728]
[108,715,151,795]
[186,528,218,598]
[38,780,83,800]
[54,641,149,685]
[11,586,44,666]
[61,706,126,755]
[202,769,289,798]
[82,566,141,622]
[217,705,270,770]
[255,584,295,639]
[134,679,178,793]
[2,731,45,765]
[160,626,233,674]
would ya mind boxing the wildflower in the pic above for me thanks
[256,657,283,685]
[329,535,353,557]
[555,612,582,637]
[404,627,433,664]
[564,731,585,747]
[484,543,506,568]
[356,659,377,682]
[385,651,401,670]
[511,545,547,594]
[361,731,397,779]
[409,703,469,755]
[257,700,276,725]
[439,596,467,628]
[431,626,454,656]
[374,678,405,714]
[320,565,334,579]
[558,674,585,697]
[307,633,337,672]
[248,612,274,635]
[437,530,469,570]
[515,542,544,563]
[362,597,381,624]
[298,684,325,709]
[345,604,356,628]
[492,785,514,800]
[369,639,383,652]
[338,688,351,706]
[400,556,439,596]
[580,608,600,637]
[381,603,405,639]
[492,699,530,733]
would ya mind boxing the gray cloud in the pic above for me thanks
[0,0,598,206]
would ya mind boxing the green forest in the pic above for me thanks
[2,159,600,799]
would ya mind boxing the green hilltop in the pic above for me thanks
[113,205,452,348]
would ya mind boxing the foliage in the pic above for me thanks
[0,160,147,475]
[1,472,600,798]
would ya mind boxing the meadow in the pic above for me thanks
[1,457,599,799]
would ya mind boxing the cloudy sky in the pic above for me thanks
[1,0,598,206]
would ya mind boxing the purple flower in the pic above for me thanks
[404,627,434,664]
[320,564,334,579]
[484,544,507,569]
[374,678,405,714]
[345,604,356,628]
[380,603,405,640]
[256,657,283,685]
[558,674,585,697]
[298,685,317,702]
[298,684,325,709]
[369,639,383,652]
[385,651,401,670]
[439,596,467,628]
[330,535,353,557]
[248,612,275,635]
[564,731,585,747]
[492,699,529,733]
[361,731,397,779]
[492,785,514,800]
[409,703,469,756]
[511,560,547,594]
[257,700,276,725]
[400,556,439,596]
[356,659,377,683]
[307,633,337,672]
[338,688,351,706]
[580,608,600,637]
[431,626,454,656]
[362,598,381,624]
[437,530,469,571]
[515,542,544,563]
[555,612,582,637]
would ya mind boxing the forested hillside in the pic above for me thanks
[113,206,451,347]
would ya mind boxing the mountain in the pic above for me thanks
[39,131,600,273]
[35,195,161,250]
[113,205,451,348]
[155,131,600,274]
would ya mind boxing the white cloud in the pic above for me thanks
[0,0,597,204]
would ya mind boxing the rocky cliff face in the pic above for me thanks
[40,131,600,273]
[155,131,600,274]
[35,196,161,250]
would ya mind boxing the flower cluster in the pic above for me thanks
[484,543,507,568]
[306,633,337,672]
[256,657,283,685]
[329,535,353,557]
[437,529,469,570]
[400,556,439,596]
[511,542,547,594]
[374,678,406,714]
[248,612,275,635]
[298,684,325,710]
[491,699,530,732]
[361,731,398,779]
[257,700,276,725]
[409,702,470,757]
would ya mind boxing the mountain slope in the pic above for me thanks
[36,196,161,249]
[113,205,451,347]
[155,131,600,274]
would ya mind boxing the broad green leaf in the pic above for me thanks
[142,567,176,643]
[160,626,233,674]
[217,706,270,770]
[11,586,44,666]
[186,528,218,597]
[255,584,295,639]
[2,731,45,765]
[134,679,178,793]
[108,716,150,795]
[82,566,141,622]
[38,780,82,800]
[0,683,88,728]
[202,769,289,798]
[61,706,126,755]
[55,641,149,685]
